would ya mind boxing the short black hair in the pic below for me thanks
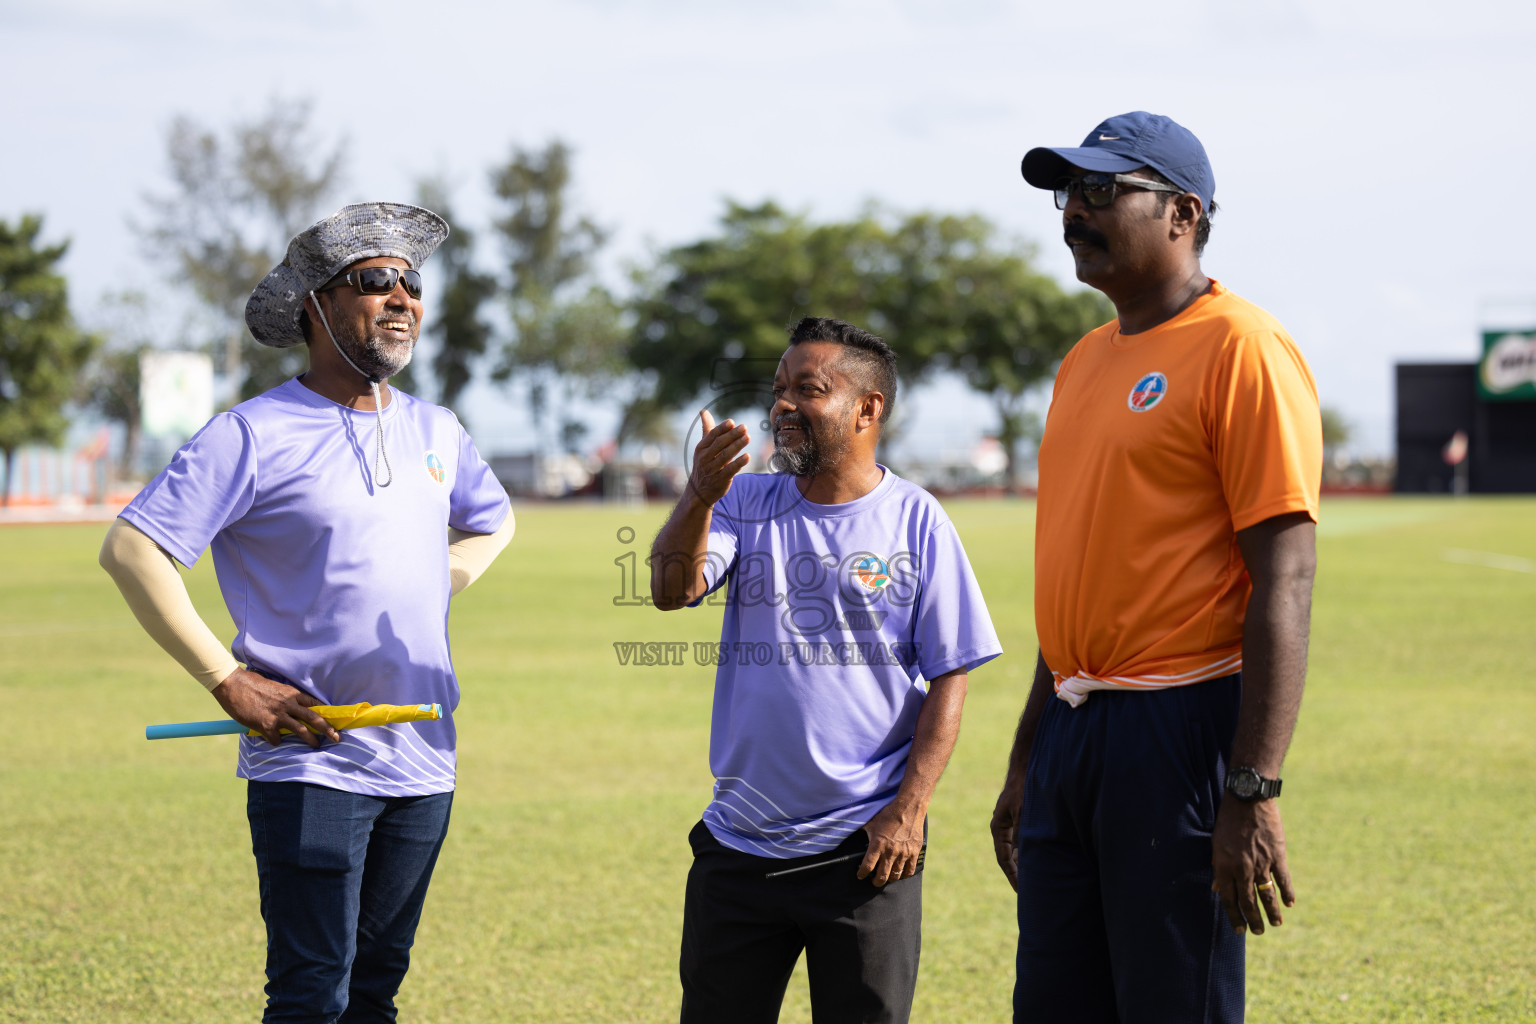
[1140,168,1217,257]
[786,316,898,423]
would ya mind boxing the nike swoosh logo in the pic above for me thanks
[1098,134,1120,141]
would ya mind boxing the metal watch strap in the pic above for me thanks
[1226,766,1283,801]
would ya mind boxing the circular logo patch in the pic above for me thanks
[1128,372,1168,412]
[424,450,447,484]
[852,555,891,591]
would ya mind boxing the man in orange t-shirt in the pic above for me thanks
[989,112,1321,1023]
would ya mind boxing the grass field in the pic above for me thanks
[2,496,1534,1022]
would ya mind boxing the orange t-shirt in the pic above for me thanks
[1034,280,1321,703]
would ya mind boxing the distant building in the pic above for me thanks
[487,453,594,499]
[1396,329,1536,492]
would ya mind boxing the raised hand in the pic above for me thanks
[690,409,750,506]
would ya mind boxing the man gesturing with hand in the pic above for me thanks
[649,406,752,598]
[652,317,1002,1024]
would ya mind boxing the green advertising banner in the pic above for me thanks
[1479,330,1536,401]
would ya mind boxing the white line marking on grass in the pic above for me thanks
[1441,548,1535,573]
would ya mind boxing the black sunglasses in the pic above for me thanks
[1054,173,1186,211]
[321,266,424,299]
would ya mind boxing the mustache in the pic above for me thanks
[1064,223,1107,249]
[774,413,808,431]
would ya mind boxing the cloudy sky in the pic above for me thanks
[5,0,1534,459]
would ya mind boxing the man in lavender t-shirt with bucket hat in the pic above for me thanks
[100,202,513,1022]
[650,316,1002,1023]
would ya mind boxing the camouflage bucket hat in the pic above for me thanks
[244,201,449,348]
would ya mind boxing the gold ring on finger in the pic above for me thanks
[1256,881,1274,892]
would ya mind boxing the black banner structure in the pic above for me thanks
[1396,359,1536,493]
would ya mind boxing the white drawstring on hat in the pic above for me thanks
[308,290,394,488]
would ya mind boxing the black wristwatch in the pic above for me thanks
[1225,767,1282,801]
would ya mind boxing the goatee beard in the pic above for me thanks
[339,327,413,381]
[771,421,848,477]
[771,439,821,476]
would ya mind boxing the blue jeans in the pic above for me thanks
[247,781,454,1024]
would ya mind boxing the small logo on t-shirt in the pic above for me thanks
[852,555,892,591]
[1128,372,1168,412]
[424,450,447,484]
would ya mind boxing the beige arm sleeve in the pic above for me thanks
[448,509,515,596]
[98,517,240,692]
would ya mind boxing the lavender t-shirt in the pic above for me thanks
[693,468,1002,857]
[121,377,510,797]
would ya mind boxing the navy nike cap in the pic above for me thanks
[1021,111,1214,210]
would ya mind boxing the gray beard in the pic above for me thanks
[771,421,849,477]
[337,323,413,381]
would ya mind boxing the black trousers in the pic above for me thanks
[679,821,922,1024]
[1014,675,1246,1024]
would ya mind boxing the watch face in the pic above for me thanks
[1230,769,1261,798]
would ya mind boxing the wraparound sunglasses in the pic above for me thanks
[320,266,423,299]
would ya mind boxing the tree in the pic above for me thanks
[489,141,627,454]
[628,202,1109,484]
[79,292,154,480]
[916,216,1110,488]
[138,98,345,401]
[1320,406,1351,454]
[614,394,676,450]
[0,215,99,504]
[81,348,144,479]
[629,202,885,417]
[415,179,497,419]
[559,418,589,455]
